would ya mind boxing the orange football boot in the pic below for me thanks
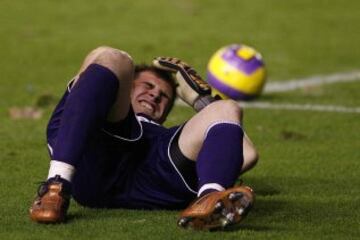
[178,185,255,230]
[29,175,70,223]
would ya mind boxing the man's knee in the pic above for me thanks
[204,99,243,123]
[178,100,243,160]
[87,46,134,81]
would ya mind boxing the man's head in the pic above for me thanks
[131,64,177,124]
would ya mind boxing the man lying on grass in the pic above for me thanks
[29,46,258,230]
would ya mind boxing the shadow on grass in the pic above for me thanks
[65,212,84,223]
[222,223,279,232]
[65,177,290,233]
[245,176,282,197]
[65,204,174,223]
[231,198,288,232]
[65,208,126,223]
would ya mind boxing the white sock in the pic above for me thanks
[197,183,225,197]
[47,160,75,182]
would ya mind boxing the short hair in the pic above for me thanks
[134,64,178,120]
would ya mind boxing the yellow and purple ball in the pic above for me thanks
[207,44,266,100]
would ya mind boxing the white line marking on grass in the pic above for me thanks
[176,70,360,114]
[176,99,360,114]
[264,70,360,93]
[240,102,360,114]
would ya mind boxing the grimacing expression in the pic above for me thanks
[131,71,174,123]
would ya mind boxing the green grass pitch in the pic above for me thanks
[0,0,359,239]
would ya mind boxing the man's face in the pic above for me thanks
[131,71,174,123]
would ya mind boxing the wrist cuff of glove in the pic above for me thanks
[193,95,217,112]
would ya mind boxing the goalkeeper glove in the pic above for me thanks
[152,57,216,111]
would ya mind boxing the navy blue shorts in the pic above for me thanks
[47,84,197,210]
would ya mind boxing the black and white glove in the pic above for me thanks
[152,57,216,112]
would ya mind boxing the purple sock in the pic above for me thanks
[52,64,119,166]
[196,122,244,196]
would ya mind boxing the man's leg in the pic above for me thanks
[177,100,256,229]
[151,56,257,229]
[179,102,258,176]
[178,100,244,194]
[30,46,134,223]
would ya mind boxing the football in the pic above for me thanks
[207,44,266,100]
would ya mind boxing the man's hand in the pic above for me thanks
[152,57,216,112]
